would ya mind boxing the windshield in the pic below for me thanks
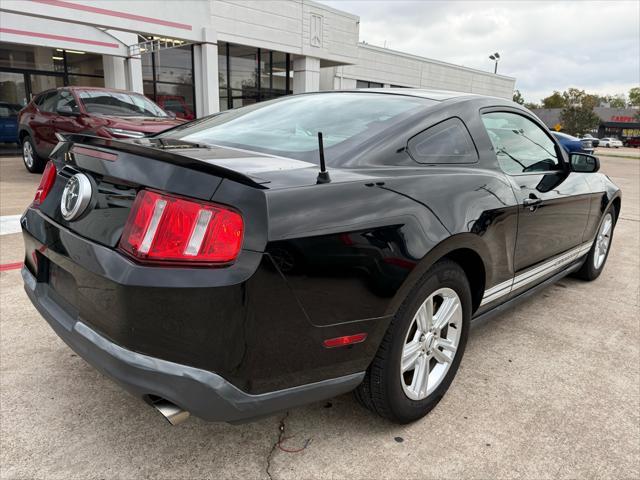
[78,90,168,117]
[160,92,432,163]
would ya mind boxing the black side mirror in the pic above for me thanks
[56,105,78,116]
[570,152,600,173]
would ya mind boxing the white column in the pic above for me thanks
[125,56,143,94]
[104,31,143,93]
[194,27,219,117]
[102,56,127,90]
[293,56,320,94]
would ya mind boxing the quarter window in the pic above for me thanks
[408,118,478,164]
[481,112,560,174]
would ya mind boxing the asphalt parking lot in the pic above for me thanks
[1,152,638,479]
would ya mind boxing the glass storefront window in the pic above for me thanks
[142,51,154,81]
[218,42,228,89]
[271,51,288,94]
[141,45,196,119]
[0,44,104,104]
[29,74,64,95]
[154,45,193,84]
[356,80,383,88]
[0,71,27,106]
[260,49,271,90]
[64,51,104,76]
[154,82,195,120]
[67,75,104,88]
[0,45,63,72]
[219,42,292,111]
[229,44,257,90]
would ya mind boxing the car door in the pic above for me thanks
[480,110,592,285]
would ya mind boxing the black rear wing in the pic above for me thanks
[57,133,268,189]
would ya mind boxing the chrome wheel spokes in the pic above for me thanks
[23,141,34,169]
[594,213,613,269]
[400,287,462,400]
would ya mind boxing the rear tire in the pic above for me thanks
[22,135,45,173]
[355,259,471,424]
[575,206,616,281]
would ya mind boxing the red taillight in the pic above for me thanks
[119,190,244,265]
[33,161,57,206]
[323,333,368,348]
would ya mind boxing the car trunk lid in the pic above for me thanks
[36,135,270,249]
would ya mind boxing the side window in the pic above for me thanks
[56,90,80,113]
[481,111,560,174]
[34,91,54,108]
[407,118,478,164]
[39,92,61,113]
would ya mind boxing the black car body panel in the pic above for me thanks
[21,90,621,421]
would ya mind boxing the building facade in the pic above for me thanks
[1,0,515,120]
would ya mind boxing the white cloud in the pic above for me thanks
[320,0,640,103]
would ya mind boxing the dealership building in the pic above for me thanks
[0,0,515,119]
[532,107,640,140]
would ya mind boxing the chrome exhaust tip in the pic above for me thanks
[150,398,190,426]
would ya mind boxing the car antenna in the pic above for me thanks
[316,132,331,184]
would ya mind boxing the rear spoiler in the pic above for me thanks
[57,133,269,189]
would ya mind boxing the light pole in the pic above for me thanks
[489,52,500,74]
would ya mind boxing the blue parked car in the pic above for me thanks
[552,131,594,154]
[0,102,21,143]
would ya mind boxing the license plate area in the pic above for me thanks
[49,262,78,307]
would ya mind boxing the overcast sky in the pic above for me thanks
[320,1,640,103]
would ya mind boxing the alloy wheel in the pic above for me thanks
[593,213,613,269]
[23,141,34,169]
[400,287,462,400]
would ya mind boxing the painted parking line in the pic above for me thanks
[1,215,21,236]
[0,262,23,272]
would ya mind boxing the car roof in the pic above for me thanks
[39,86,146,95]
[344,87,480,102]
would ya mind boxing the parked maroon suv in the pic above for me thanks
[18,87,183,173]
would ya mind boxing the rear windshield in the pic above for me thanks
[160,92,433,163]
[78,90,168,117]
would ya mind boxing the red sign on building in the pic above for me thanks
[610,115,635,123]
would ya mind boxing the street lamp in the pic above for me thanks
[489,52,500,74]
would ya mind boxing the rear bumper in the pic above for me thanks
[23,267,364,423]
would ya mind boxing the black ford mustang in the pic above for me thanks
[21,89,621,425]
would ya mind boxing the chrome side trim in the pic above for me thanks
[480,240,593,306]
[481,279,513,305]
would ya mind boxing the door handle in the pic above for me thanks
[523,195,542,210]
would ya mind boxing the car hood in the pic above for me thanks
[96,115,184,133]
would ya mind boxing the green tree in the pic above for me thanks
[560,88,600,136]
[609,95,626,108]
[599,94,627,108]
[512,89,525,105]
[524,102,541,110]
[541,91,565,108]
[628,87,640,107]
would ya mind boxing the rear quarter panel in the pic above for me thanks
[265,163,518,327]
